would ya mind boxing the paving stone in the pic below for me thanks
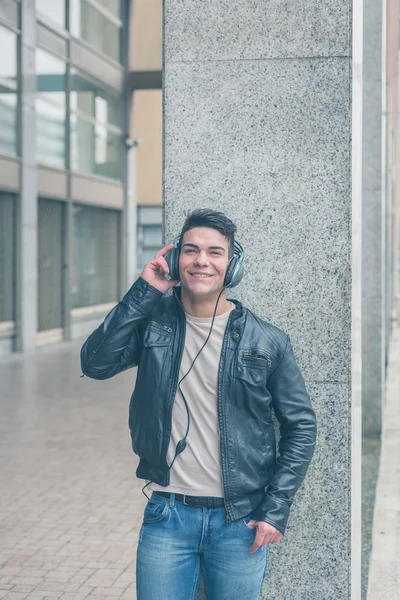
[89,589,124,597]
[120,588,136,600]
[0,343,145,600]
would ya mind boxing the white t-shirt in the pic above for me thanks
[148,302,235,497]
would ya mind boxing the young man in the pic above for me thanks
[81,209,317,600]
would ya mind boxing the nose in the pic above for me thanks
[193,251,210,266]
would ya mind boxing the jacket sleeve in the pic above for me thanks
[251,335,317,534]
[80,277,163,380]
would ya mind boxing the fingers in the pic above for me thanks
[155,243,175,258]
[152,256,169,276]
[249,527,266,554]
[248,522,283,553]
[151,243,176,276]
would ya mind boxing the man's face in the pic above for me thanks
[179,227,230,298]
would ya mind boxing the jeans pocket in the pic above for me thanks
[240,513,256,533]
[143,498,171,524]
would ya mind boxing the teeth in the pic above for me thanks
[191,274,211,278]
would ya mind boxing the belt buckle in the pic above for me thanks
[183,494,190,506]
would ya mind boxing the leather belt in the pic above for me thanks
[154,491,225,508]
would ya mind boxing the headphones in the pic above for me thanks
[165,236,245,288]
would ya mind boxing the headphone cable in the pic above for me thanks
[141,286,226,500]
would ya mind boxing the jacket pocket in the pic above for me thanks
[234,347,272,386]
[143,321,173,347]
[241,349,272,368]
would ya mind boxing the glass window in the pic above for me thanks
[71,204,120,308]
[38,199,63,332]
[36,49,66,168]
[0,27,18,156]
[70,115,122,179]
[36,0,66,28]
[70,0,121,63]
[137,207,163,270]
[96,0,120,18]
[70,69,122,180]
[0,193,15,322]
[70,69,121,127]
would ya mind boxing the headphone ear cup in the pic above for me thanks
[224,241,245,288]
[165,247,180,281]
[224,257,237,288]
[230,262,244,287]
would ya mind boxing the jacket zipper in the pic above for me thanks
[149,321,173,333]
[218,311,236,524]
[163,300,186,485]
[242,349,271,366]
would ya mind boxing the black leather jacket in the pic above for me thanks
[81,276,317,534]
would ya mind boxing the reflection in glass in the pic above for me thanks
[70,69,121,127]
[36,49,66,167]
[38,199,63,331]
[36,0,65,28]
[70,115,122,179]
[70,0,121,62]
[0,27,18,155]
[96,0,120,18]
[137,207,163,271]
[0,193,15,322]
[71,204,119,308]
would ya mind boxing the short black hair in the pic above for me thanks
[179,209,237,258]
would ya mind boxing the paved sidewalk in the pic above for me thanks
[367,323,400,599]
[0,341,146,600]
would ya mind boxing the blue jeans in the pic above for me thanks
[136,492,268,600]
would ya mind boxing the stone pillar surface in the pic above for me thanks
[17,0,38,351]
[163,2,355,598]
[362,0,383,438]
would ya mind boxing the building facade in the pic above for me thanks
[0,0,162,356]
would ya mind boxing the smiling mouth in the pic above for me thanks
[189,273,213,278]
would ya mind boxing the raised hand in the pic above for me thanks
[140,243,179,294]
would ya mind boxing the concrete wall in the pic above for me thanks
[362,0,383,438]
[385,0,399,360]
[163,1,355,598]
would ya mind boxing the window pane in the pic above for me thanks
[138,206,163,226]
[70,69,121,127]
[36,99,66,167]
[96,0,120,19]
[71,204,119,308]
[137,216,163,270]
[143,226,162,247]
[70,0,121,63]
[137,248,159,271]
[0,27,18,155]
[36,0,66,28]
[71,115,122,180]
[36,50,66,167]
[36,49,66,108]
[38,199,63,331]
[0,193,15,322]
